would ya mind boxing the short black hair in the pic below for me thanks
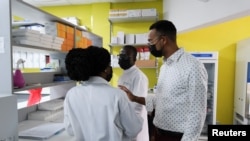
[123,45,137,62]
[65,46,110,81]
[149,20,177,42]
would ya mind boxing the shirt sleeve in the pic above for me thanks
[181,63,208,141]
[145,94,156,113]
[64,95,75,136]
[132,73,148,114]
[117,91,143,138]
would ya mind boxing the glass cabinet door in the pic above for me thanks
[201,62,217,136]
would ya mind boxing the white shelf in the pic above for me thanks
[109,43,148,47]
[11,0,101,39]
[13,44,67,53]
[13,81,75,92]
[0,0,102,111]
[12,22,44,27]
[108,13,159,77]
[108,16,158,23]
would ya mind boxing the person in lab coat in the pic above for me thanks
[119,20,208,141]
[117,45,149,141]
[64,46,143,141]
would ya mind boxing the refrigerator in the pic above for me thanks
[190,52,218,139]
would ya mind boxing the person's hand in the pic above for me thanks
[118,85,135,102]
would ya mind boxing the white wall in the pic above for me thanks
[163,0,250,33]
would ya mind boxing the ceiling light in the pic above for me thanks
[199,0,209,2]
[33,0,61,2]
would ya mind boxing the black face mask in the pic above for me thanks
[149,44,163,57]
[118,55,132,70]
[106,66,113,82]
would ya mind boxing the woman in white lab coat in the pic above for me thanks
[118,45,149,141]
[64,46,143,141]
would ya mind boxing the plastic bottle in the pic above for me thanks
[137,47,144,60]
[13,59,26,88]
[143,47,150,60]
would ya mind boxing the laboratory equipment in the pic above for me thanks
[190,52,218,139]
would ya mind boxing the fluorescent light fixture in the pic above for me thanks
[33,0,61,2]
[199,0,209,2]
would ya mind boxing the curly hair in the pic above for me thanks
[65,46,111,81]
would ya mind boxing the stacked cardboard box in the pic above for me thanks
[45,22,75,51]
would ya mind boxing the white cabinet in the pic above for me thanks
[0,0,102,110]
[190,52,218,139]
[0,95,18,140]
[234,38,250,125]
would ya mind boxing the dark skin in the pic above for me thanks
[119,28,179,105]
[118,46,136,68]
[118,85,146,105]
[100,64,112,81]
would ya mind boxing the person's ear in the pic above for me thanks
[161,36,168,45]
[104,66,110,73]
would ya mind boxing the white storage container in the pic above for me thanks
[111,36,118,44]
[125,34,135,44]
[142,8,157,17]
[117,31,125,44]
[127,9,141,17]
[135,33,148,44]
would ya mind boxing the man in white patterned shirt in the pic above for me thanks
[119,20,208,141]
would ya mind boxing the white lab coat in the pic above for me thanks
[118,65,149,141]
[64,76,143,141]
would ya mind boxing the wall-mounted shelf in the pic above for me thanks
[135,60,157,68]
[109,43,148,47]
[0,0,103,115]
[13,81,75,92]
[11,0,102,47]
[13,44,67,53]
[108,14,159,76]
[12,0,98,37]
[109,16,158,23]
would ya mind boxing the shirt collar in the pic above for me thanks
[164,48,184,65]
[82,76,110,85]
[123,65,136,74]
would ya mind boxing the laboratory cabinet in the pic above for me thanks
[0,0,102,138]
[1,0,102,102]
[190,52,218,139]
[234,38,250,125]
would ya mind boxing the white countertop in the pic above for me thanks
[19,131,75,141]
[18,120,75,141]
